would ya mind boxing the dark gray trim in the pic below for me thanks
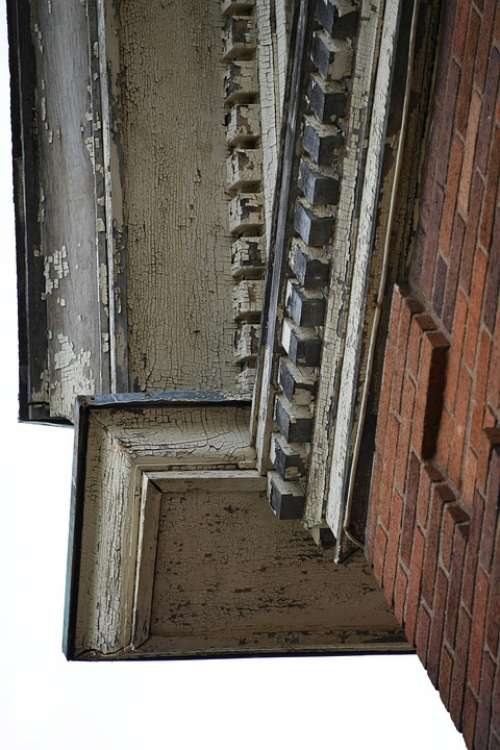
[7,0,54,423]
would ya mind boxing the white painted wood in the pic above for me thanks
[324,0,403,544]
[72,400,405,659]
[255,0,293,256]
[131,476,161,648]
[119,0,239,393]
[305,0,384,531]
[74,404,255,657]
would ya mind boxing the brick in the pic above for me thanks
[443,214,467,332]
[427,566,449,686]
[378,414,400,529]
[451,1,471,62]
[435,63,462,190]
[382,490,404,606]
[394,565,408,625]
[470,330,493,454]
[477,410,497,490]
[463,247,488,371]
[415,603,432,667]
[394,377,416,493]
[468,566,490,694]
[462,490,484,612]
[433,255,448,318]
[407,313,437,381]
[474,0,497,92]
[436,407,453,473]
[449,606,472,728]
[485,520,500,655]
[483,207,500,332]
[412,330,449,460]
[487,308,500,410]
[462,449,478,511]
[475,652,496,750]
[441,502,470,573]
[454,9,481,137]
[421,187,444,298]
[444,290,468,412]
[399,451,421,567]
[439,136,464,259]
[445,520,470,648]
[448,366,472,486]
[480,445,500,573]
[405,526,425,644]
[422,483,455,607]
[462,687,478,750]
[375,285,403,453]
[439,646,454,706]
[410,226,428,291]
[476,49,500,178]
[492,654,500,738]
[460,170,485,296]
[416,462,443,531]
[390,295,420,415]
[479,126,500,250]
[372,523,388,585]
[457,91,482,218]
[366,452,381,558]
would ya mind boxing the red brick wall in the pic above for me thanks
[366,2,499,748]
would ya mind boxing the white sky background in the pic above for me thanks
[0,6,466,749]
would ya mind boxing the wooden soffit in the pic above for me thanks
[64,392,407,660]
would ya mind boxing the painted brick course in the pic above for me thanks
[367,1,499,746]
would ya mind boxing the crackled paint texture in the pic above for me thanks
[32,0,105,419]
[118,0,239,393]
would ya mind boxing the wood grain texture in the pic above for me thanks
[324,0,404,540]
[118,0,239,393]
[32,0,106,419]
[148,487,402,655]
[70,400,406,659]
[74,404,254,656]
[305,0,383,531]
[255,0,293,252]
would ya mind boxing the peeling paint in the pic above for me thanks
[51,334,96,416]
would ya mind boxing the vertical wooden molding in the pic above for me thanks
[223,0,265,396]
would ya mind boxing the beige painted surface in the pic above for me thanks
[119,0,238,392]
[148,485,403,654]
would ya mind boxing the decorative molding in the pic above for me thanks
[65,393,408,660]
[223,0,266,396]
[252,0,363,530]
[65,395,255,659]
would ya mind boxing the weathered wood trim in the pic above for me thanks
[64,395,254,659]
[65,392,407,660]
[223,1,266,396]
[255,0,293,253]
[323,0,404,550]
[252,0,311,473]
[96,0,129,392]
[253,1,367,532]
[304,0,385,535]
[131,475,161,648]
